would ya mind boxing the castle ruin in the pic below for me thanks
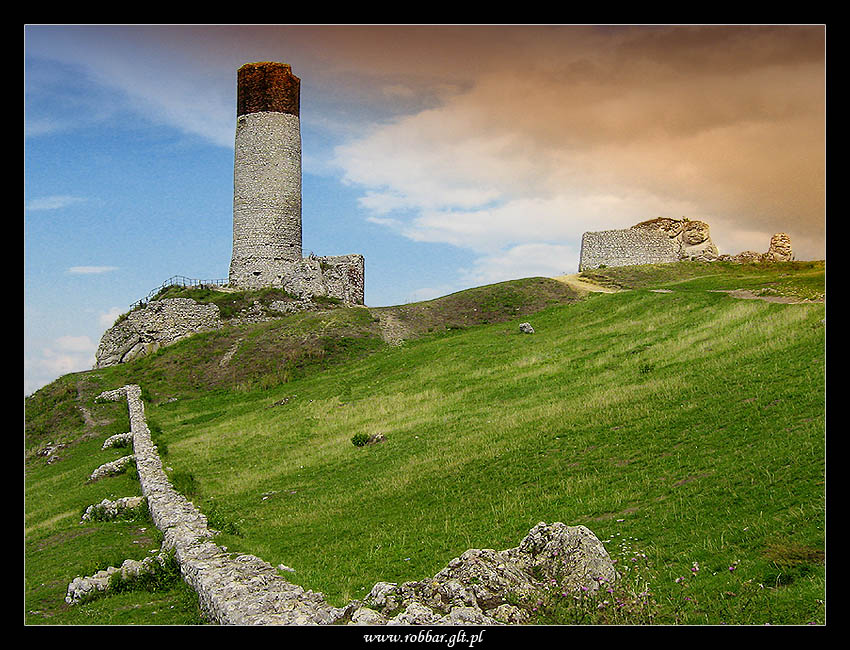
[95,62,365,368]
[229,62,364,302]
[578,217,792,272]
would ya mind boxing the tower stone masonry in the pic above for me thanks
[228,62,365,303]
[230,62,303,286]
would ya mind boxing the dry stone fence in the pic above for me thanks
[68,383,619,625]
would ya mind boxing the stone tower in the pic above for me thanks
[229,62,303,287]
[226,61,365,304]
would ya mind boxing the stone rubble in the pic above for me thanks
[72,383,619,625]
[36,442,66,464]
[348,521,618,626]
[65,553,172,605]
[88,455,134,482]
[102,431,134,449]
[81,496,146,522]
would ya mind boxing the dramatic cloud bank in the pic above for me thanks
[330,25,825,281]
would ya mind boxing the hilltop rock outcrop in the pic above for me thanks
[765,232,793,262]
[718,232,794,264]
[631,217,719,261]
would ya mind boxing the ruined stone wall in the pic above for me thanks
[229,253,365,301]
[579,229,680,271]
[578,218,720,272]
[282,254,365,304]
[95,298,222,368]
[94,263,365,369]
[88,385,346,625]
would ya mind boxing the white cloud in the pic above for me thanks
[25,335,97,395]
[405,285,456,304]
[457,243,580,288]
[26,195,88,211]
[54,335,96,353]
[331,31,823,266]
[99,307,124,328]
[331,75,712,262]
[69,266,119,275]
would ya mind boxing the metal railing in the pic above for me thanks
[130,275,229,310]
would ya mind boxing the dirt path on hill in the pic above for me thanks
[372,310,411,346]
[552,274,620,294]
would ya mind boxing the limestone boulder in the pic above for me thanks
[681,220,711,245]
[358,521,618,624]
[631,217,718,262]
[765,232,793,262]
[503,522,618,591]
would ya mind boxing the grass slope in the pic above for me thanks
[25,263,826,625]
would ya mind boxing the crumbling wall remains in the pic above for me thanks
[579,228,680,271]
[579,218,720,271]
[95,298,222,368]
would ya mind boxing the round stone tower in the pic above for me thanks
[229,62,303,288]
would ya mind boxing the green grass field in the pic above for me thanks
[24,261,826,625]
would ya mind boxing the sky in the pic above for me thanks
[24,24,826,395]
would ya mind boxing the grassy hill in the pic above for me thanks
[24,261,826,625]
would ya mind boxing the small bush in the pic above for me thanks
[351,433,370,447]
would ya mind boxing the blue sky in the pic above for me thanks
[24,25,826,394]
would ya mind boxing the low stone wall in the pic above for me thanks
[95,298,222,368]
[74,384,619,625]
[93,385,345,625]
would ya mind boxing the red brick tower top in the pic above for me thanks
[237,62,300,117]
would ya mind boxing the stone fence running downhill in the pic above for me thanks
[74,384,619,626]
[93,384,346,625]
